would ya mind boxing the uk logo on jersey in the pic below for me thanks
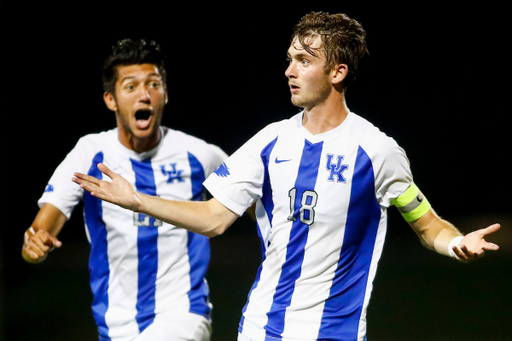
[160,163,184,183]
[326,154,348,183]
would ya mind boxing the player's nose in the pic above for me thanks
[138,87,151,103]
[285,61,297,79]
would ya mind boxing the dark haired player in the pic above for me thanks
[22,39,227,341]
[73,13,500,341]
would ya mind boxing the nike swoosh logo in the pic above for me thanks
[275,157,292,164]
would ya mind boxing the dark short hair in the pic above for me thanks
[102,39,167,94]
[293,12,368,88]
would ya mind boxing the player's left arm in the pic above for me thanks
[409,209,500,261]
[393,184,500,262]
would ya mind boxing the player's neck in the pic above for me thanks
[118,128,162,154]
[302,94,349,135]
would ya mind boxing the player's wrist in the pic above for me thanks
[133,192,148,213]
[448,236,464,259]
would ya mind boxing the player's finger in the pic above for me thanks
[39,233,62,249]
[73,172,101,186]
[98,163,117,180]
[459,244,475,257]
[47,235,62,248]
[452,246,468,261]
[71,176,83,186]
[38,230,62,249]
[89,190,115,204]
[26,241,47,257]
[482,242,499,251]
[31,233,50,253]
[481,223,501,236]
[76,179,101,195]
[25,248,43,260]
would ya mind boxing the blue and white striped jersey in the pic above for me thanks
[204,112,413,341]
[39,127,227,341]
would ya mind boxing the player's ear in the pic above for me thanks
[331,63,348,86]
[103,92,117,112]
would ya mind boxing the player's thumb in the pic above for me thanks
[47,235,62,249]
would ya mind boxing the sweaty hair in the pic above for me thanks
[102,38,167,94]
[292,12,368,88]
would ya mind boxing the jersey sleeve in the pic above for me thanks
[202,144,229,177]
[372,136,432,221]
[203,127,272,216]
[37,137,90,219]
[373,137,414,208]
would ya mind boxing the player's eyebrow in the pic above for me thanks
[287,51,314,60]
[120,76,135,83]
[120,73,161,83]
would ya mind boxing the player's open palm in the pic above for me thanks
[73,163,142,212]
[453,223,500,262]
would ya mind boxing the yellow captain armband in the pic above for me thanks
[391,183,431,222]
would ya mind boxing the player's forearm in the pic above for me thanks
[22,204,66,264]
[410,210,463,256]
[31,203,67,236]
[138,195,237,237]
[431,221,463,256]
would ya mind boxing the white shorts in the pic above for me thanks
[111,312,211,341]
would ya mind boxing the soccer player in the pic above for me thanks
[72,13,500,341]
[22,39,228,341]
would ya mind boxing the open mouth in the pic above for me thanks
[134,109,152,129]
[289,84,300,92]
[135,109,152,120]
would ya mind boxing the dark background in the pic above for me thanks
[1,2,510,340]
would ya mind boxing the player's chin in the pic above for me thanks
[133,125,159,139]
[133,129,155,140]
[290,95,308,109]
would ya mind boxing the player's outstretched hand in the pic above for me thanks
[22,227,62,264]
[452,223,500,262]
[72,163,142,212]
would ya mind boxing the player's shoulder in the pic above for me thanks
[251,113,302,142]
[266,112,301,131]
[163,126,206,143]
[162,127,218,151]
[73,128,117,153]
[161,127,227,161]
[350,113,403,158]
[77,128,116,144]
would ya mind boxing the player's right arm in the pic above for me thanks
[72,163,239,237]
[22,203,65,264]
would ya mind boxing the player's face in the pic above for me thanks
[285,36,332,111]
[104,63,168,143]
